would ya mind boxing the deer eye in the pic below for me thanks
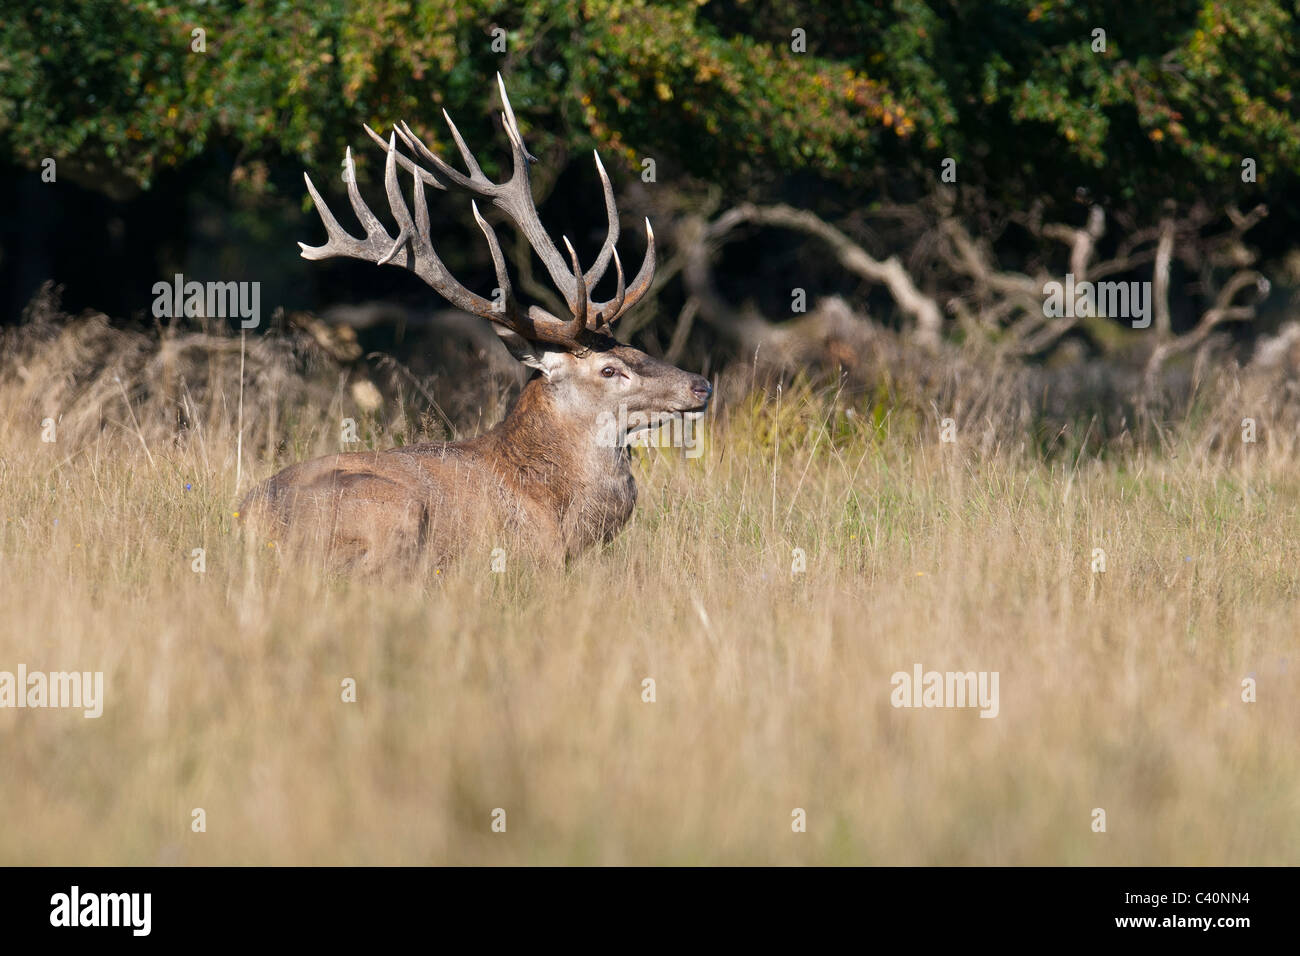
[601,365,618,378]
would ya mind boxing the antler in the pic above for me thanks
[300,74,654,352]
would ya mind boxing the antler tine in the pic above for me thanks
[408,142,435,260]
[339,147,389,241]
[470,201,514,317]
[595,248,626,334]
[582,151,620,292]
[436,108,484,181]
[396,117,486,194]
[496,71,539,165]
[488,76,581,312]
[298,171,351,259]
[562,236,589,343]
[376,133,415,267]
[362,123,443,189]
[589,219,655,326]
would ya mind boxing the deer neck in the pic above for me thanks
[487,378,635,542]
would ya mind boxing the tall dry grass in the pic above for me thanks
[0,296,1297,864]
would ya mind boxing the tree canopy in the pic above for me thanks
[3,0,1294,214]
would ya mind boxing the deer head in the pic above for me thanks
[299,74,712,445]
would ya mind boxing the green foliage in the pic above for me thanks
[1,0,1295,212]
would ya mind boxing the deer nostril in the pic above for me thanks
[691,377,712,399]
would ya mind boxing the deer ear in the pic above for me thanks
[492,326,548,373]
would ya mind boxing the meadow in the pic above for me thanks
[0,306,1296,865]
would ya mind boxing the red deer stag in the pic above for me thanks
[240,76,712,571]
